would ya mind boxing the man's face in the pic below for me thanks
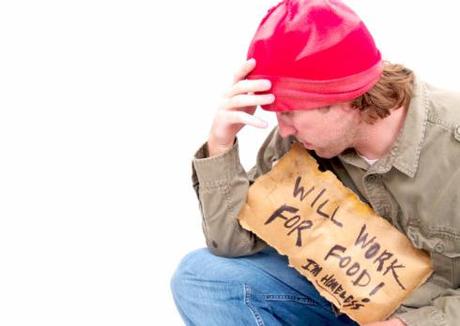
[276,102,362,158]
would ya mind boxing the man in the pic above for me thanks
[171,0,460,325]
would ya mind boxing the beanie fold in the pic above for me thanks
[247,60,383,111]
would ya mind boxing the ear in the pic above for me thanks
[339,101,366,122]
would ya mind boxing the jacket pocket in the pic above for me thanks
[431,251,460,288]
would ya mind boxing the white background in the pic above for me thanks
[0,1,459,325]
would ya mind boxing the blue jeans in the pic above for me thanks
[170,246,358,325]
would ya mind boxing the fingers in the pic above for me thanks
[223,58,275,110]
[226,79,272,98]
[232,58,256,84]
[221,93,275,110]
[225,110,268,128]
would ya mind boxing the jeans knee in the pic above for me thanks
[170,248,211,298]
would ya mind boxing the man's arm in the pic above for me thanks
[190,58,275,257]
[191,138,267,257]
[191,127,292,257]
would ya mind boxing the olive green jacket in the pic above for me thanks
[191,78,460,326]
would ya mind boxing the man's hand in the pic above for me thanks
[363,318,406,326]
[207,58,275,157]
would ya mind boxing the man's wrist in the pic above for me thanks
[207,137,235,157]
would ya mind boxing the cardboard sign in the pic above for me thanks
[238,143,432,325]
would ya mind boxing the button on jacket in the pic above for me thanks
[191,77,460,325]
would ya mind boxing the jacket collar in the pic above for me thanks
[389,76,428,177]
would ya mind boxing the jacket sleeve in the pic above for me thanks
[394,286,460,326]
[191,127,292,257]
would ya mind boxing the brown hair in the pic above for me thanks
[351,62,415,123]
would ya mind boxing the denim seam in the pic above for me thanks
[243,283,265,326]
[262,294,316,304]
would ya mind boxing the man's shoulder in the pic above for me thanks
[419,81,460,164]
[424,81,460,127]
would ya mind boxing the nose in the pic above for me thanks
[276,112,297,138]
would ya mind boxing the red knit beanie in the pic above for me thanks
[246,0,383,112]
